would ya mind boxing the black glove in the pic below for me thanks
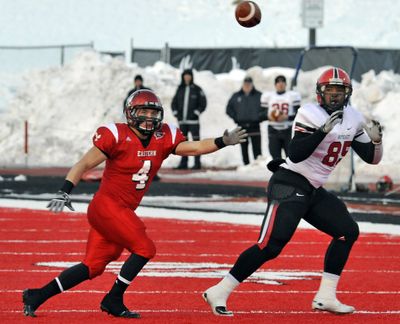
[320,110,343,133]
[47,191,75,213]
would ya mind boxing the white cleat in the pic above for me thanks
[202,287,233,316]
[312,298,355,314]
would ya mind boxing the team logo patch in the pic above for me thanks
[93,132,101,141]
[154,131,165,139]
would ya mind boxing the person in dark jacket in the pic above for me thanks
[226,76,263,165]
[172,69,207,169]
[123,75,151,109]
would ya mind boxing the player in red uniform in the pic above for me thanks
[203,68,383,316]
[22,89,247,318]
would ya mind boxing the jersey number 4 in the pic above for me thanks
[132,160,151,189]
[322,141,352,167]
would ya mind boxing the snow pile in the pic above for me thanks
[1,51,399,182]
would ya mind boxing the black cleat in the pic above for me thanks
[100,294,140,318]
[22,289,42,317]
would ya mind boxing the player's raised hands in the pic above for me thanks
[47,191,75,213]
[363,119,383,144]
[320,110,343,133]
[222,127,248,145]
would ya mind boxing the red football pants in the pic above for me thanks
[83,193,156,278]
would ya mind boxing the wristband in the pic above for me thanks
[60,180,74,194]
[214,137,226,149]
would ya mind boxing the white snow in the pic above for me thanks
[0,51,399,184]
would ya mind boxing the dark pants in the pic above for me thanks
[268,126,291,160]
[230,168,359,282]
[178,123,201,168]
[239,123,261,165]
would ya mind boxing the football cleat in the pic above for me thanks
[100,294,140,318]
[22,289,42,317]
[202,289,233,316]
[312,298,355,314]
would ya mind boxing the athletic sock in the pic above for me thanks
[109,253,149,298]
[315,272,340,300]
[208,273,240,302]
[39,262,89,304]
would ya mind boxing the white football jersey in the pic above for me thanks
[261,90,301,130]
[281,103,371,188]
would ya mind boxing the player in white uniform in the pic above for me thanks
[203,67,383,316]
[261,75,301,159]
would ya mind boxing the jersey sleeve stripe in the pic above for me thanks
[294,122,317,133]
[354,130,365,139]
[103,123,119,143]
[167,123,178,144]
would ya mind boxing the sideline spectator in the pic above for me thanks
[261,75,301,159]
[123,74,151,109]
[172,69,207,169]
[226,76,263,165]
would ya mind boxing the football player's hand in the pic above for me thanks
[363,119,383,144]
[320,110,343,133]
[222,127,248,145]
[47,191,75,213]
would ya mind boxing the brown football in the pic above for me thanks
[235,1,262,28]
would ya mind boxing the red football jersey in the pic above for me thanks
[92,123,186,209]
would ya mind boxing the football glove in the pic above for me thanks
[222,127,248,145]
[363,119,383,144]
[47,190,75,213]
[320,110,343,133]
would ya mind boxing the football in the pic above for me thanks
[235,1,262,28]
[269,109,281,121]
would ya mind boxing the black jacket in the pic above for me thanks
[171,73,207,124]
[226,88,263,125]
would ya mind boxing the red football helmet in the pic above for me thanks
[376,175,393,193]
[124,89,164,135]
[316,67,353,113]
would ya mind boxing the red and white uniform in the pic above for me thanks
[261,90,301,130]
[83,123,186,278]
[94,122,185,209]
[282,103,370,188]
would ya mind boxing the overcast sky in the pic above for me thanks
[1,0,399,51]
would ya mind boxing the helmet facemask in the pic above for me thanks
[124,89,164,136]
[317,84,352,114]
[316,67,353,114]
[126,106,163,136]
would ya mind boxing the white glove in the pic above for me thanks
[47,191,75,213]
[222,127,248,145]
[363,119,383,144]
[320,110,343,133]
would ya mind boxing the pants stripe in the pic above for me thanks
[257,203,278,249]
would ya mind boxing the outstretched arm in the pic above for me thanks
[174,127,247,156]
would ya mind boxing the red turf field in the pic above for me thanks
[0,207,399,323]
